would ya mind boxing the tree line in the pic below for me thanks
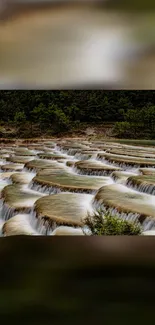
[114,106,155,139]
[0,90,155,138]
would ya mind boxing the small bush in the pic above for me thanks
[84,210,141,235]
[14,111,26,125]
[113,121,133,138]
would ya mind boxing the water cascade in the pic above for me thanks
[1,139,155,235]
[126,176,155,195]
[0,201,32,221]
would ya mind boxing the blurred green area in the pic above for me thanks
[105,0,155,10]
[0,237,155,324]
[131,13,155,46]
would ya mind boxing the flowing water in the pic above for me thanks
[1,138,155,236]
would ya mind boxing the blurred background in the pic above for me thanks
[0,236,155,324]
[0,0,155,89]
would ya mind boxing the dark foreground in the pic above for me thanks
[0,236,155,324]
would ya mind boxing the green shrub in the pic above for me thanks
[84,210,141,235]
[113,121,133,138]
[32,104,70,134]
[14,111,26,125]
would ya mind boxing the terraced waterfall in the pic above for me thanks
[1,139,155,236]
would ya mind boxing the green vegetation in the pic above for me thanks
[0,90,155,138]
[14,111,26,126]
[104,0,155,10]
[114,106,155,139]
[84,210,142,235]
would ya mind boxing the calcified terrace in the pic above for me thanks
[1,138,155,236]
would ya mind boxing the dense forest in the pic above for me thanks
[0,90,155,138]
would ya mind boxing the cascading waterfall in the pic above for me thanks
[1,140,155,235]
[29,208,84,236]
[74,153,96,160]
[0,177,12,188]
[98,156,142,170]
[92,200,155,231]
[30,180,62,195]
[29,209,52,235]
[142,218,155,231]
[111,173,126,184]
[23,166,37,173]
[126,179,155,195]
[0,201,32,221]
[93,200,140,221]
[93,201,155,231]
[73,166,114,177]
[56,146,77,156]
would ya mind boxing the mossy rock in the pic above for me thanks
[25,159,62,171]
[0,179,10,194]
[1,163,24,171]
[1,184,43,211]
[66,161,75,167]
[74,160,120,175]
[60,144,89,152]
[10,172,35,185]
[2,214,38,236]
[0,146,15,150]
[0,172,14,179]
[0,149,14,154]
[75,153,95,160]
[111,171,137,182]
[140,168,155,176]
[94,184,155,221]
[43,142,56,147]
[37,153,65,160]
[42,148,56,153]
[107,148,155,158]
[14,149,35,156]
[75,150,105,160]
[27,146,46,151]
[79,141,91,145]
[51,226,84,236]
[34,193,93,228]
[98,153,155,167]
[6,156,34,164]
[91,143,123,150]
[77,150,99,154]
[36,168,65,177]
[0,154,10,159]
[33,170,111,193]
[57,159,67,164]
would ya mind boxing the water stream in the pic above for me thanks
[1,139,155,235]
